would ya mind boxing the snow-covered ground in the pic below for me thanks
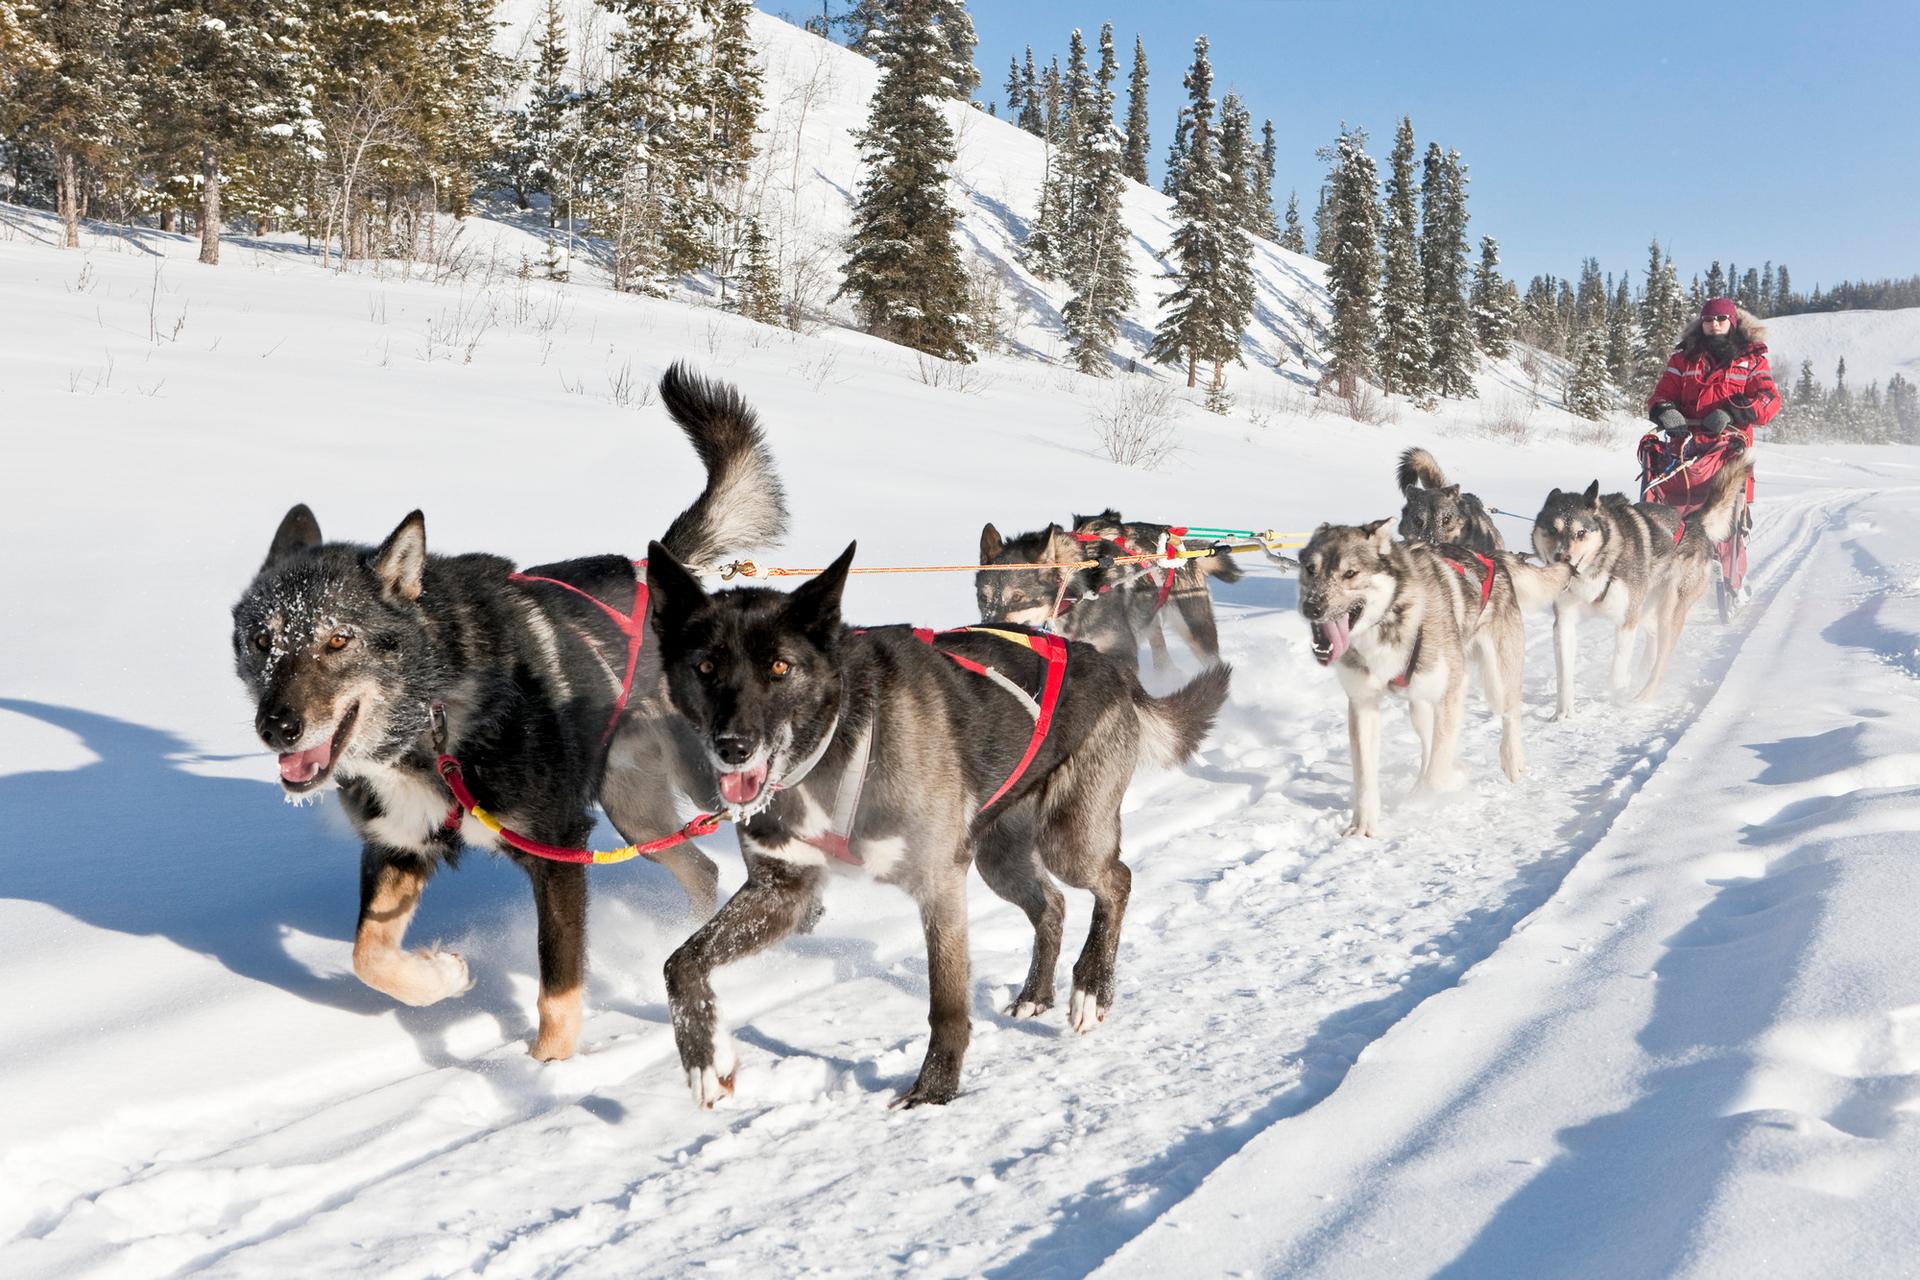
[4,191,1919,1279]
[1763,306,1920,390]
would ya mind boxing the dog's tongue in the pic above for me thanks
[278,741,331,784]
[1311,613,1352,666]
[718,762,769,806]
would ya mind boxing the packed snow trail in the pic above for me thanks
[1098,484,1920,1278]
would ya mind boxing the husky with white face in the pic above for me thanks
[1298,519,1565,837]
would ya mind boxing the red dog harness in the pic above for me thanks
[1390,551,1497,691]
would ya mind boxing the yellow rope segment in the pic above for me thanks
[466,803,650,865]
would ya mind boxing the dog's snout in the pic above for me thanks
[258,703,304,749]
[713,734,755,766]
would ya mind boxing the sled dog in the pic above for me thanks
[975,514,1237,670]
[645,541,1230,1108]
[1396,447,1506,556]
[230,364,787,1060]
[1298,520,1568,837]
[1530,451,1750,716]
[1071,509,1241,667]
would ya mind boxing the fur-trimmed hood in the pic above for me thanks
[1676,305,1768,358]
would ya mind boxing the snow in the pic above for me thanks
[5,14,1920,1277]
[1763,306,1920,390]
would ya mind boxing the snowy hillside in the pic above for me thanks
[1762,306,1920,389]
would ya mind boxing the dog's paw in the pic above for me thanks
[1549,706,1576,723]
[1068,988,1108,1035]
[889,1081,958,1109]
[387,948,472,1007]
[1006,997,1052,1019]
[686,1034,738,1109]
[1421,769,1468,794]
[1342,816,1378,838]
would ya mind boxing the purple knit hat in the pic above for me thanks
[1701,297,1739,321]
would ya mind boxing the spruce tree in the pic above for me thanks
[1004,54,1023,122]
[1775,264,1791,313]
[1469,235,1514,359]
[1606,275,1635,388]
[1420,144,1475,398]
[1216,93,1255,231]
[1017,47,1043,134]
[1318,124,1381,397]
[1122,35,1149,184]
[929,0,978,101]
[1060,23,1134,374]
[1312,182,1332,260]
[702,0,765,302]
[1703,259,1726,299]
[15,0,130,249]
[1279,189,1306,253]
[526,0,577,221]
[1147,36,1252,391]
[1160,105,1189,198]
[1377,116,1430,399]
[1253,118,1280,238]
[1564,325,1614,420]
[1634,240,1683,386]
[837,0,972,360]
[735,215,781,324]
[1025,28,1089,282]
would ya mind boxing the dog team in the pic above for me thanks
[231,368,1751,1109]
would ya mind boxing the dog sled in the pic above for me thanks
[1636,422,1752,622]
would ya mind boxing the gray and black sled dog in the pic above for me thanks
[229,364,786,1062]
[1530,451,1751,717]
[644,541,1231,1108]
[1396,447,1506,556]
[1298,519,1570,837]
[975,515,1237,671]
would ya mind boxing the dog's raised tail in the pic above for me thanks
[1499,552,1573,614]
[1133,663,1232,769]
[1396,446,1447,497]
[657,362,790,570]
[1692,450,1756,544]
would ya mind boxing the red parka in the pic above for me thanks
[1646,309,1782,446]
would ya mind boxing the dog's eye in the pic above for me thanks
[327,630,353,651]
[770,658,791,679]
[252,630,272,652]
[696,658,715,676]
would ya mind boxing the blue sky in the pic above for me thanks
[770,0,1919,295]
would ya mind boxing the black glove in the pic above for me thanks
[1653,406,1687,431]
[1728,403,1757,426]
[1700,408,1732,435]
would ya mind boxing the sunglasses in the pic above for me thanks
[1702,314,1733,324]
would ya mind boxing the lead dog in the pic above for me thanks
[1298,520,1569,837]
[1530,451,1750,717]
[645,541,1230,1107]
[229,365,786,1060]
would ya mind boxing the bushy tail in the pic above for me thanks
[1692,451,1755,543]
[1397,446,1447,496]
[657,362,789,569]
[1132,663,1232,769]
[1194,545,1245,583]
[1498,552,1573,614]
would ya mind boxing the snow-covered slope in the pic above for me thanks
[1762,306,1920,390]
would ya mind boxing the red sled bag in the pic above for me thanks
[1637,430,1751,514]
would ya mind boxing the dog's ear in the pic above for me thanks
[370,511,426,602]
[645,541,709,638]
[1582,480,1601,506]
[980,522,1003,561]
[1044,524,1079,560]
[1360,518,1395,555]
[1546,487,1561,502]
[264,504,322,569]
[1444,484,1460,498]
[787,541,855,648]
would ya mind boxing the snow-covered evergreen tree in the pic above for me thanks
[837,0,972,359]
[1160,104,1189,199]
[1420,143,1474,398]
[700,0,765,301]
[1319,124,1381,397]
[1147,36,1252,390]
[129,0,316,265]
[1469,235,1514,359]
[1606,274,1635,389]
[1279,189,1306,253]
[1635,239,1683,386]
[1060,23,1133,374]
[734,215,781,324]
[1017,46,1043,134]
[1703,259,1726,300]
[1376,116,1430,399]
[928,0,977,101]
[525,0,577,219]
[1122,34,1149,184]
[1216,93,1255,231]
[1564,324,1615,420]
[1003,53,1022,121]
[1024,28,1088,281]
[14,0,130,249]
[1253,118,1280,238]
